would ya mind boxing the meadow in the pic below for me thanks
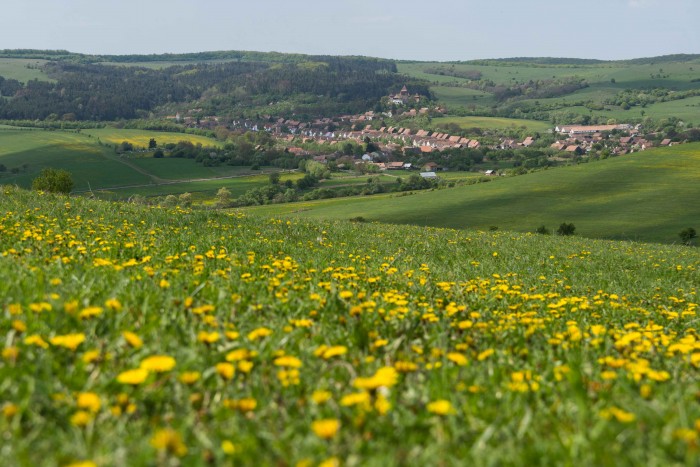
[0,186,698,465]
[431,116,552,133]
[247,143,700,244]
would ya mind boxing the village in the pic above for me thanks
[167,86,681,177]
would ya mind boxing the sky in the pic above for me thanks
[2,0,698,61]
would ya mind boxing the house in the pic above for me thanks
[522,136,535,147]
[660,139,672,146]
[386,162,405,170]
[484,169,497,176]
[420,146,434,154]
[468,140,480,149]
[420,172,438,179]
[422,162,439,172]
[551,142,567,151]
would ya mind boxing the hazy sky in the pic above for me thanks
[2,0,698,61]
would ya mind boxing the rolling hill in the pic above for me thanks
[245,143,700,244]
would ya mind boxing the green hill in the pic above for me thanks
[246,143,700,244]
[0,187,698,465]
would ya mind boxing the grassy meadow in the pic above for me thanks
[247,143,700,244]
[0,128,273,199]
[0,186,698,465]
[0,58,53,83]
[431,116,552,133]
[400,58,700,127]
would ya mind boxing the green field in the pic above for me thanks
[247,143,700,244]
[0,128,286,198]
[0,58,52,83]
[432,116,552,133]
[0,187,698,465]
[399,59,700,126]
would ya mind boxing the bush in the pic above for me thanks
[557,223,576,236]
[679,227,697,246]
[31,168,74,194]
[536,225,550,235]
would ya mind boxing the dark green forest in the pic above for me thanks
[0,53,414,120]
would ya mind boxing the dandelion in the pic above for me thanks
[353,367,398,390]
[427,400,455,415]
[216,363,235,380]
[311,390,332,404]
[221,440,237,455]
[447,352,468,366]
[150,428,188,457]
[70,410,92,427]
[117,368,149,385]
[179,372,201,385]
[247,327,272,341]
[312,419,340,439]
[122,331,143,348]
[140,355,176,372]
[76,392,101,413]
[105,298,122,311]
[50,333,85,351]
[274,355,302,368]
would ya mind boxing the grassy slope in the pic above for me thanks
[432,116,552,132]
[399,59,700,126]
[0,128,233,193]
[246,143,700,244]
[0,58,52,82]
[0,187,698,465]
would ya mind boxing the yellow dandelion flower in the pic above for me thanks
[238,360,254,373]
[70,410,92,427]
[312,419,340,439]
[321,345,348,359]
[105,298,122,311]
[216,362,235,380]
[427,400,455,415]
[247,327,272,341]
[226,348,252,361]
[447,352,468,366]
[477,349,495,361]
[82,350,100,364]
[221,440,237,455]
[2,346,19,362]
[122,331,143,349]
[140,355,176,372]
[197,331,220,344]
[179,372,201,385]
[117,368,149,385]
[159,279,171,289]
[50,333,85,351]
[311,390,332,404]
[150,428,188,457]
[24,334,48,349]
[76,392,101,413]
[3,403,18,419]
[353,367,398,390]
[339,290,353,300]
[274,355,302,368]
[12,320,26,333]
[79,306,103,319]
[319,457,340,467]
[340,391,370,407]
[65,461,97,467]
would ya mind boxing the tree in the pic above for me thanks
[679,227,697,246]
[557,223,576,236]
[178,192,192,207]
[148,138,157,149]
[31,168,74,194]
[535,225,550,235]
[269,172,281,185]
[153,149,164,158]
[215,187,232,208]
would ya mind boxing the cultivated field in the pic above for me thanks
[0,187,698,465]
[247,143,700,244]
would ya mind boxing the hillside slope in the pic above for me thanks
[248,143,700,244]
[0,187,699,465]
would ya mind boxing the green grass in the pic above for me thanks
[0,130,151,190]
[0,58,53,83]
[432,116,552,133]
[247,143,700,244]
[0,187,698,465]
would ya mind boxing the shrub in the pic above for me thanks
[557,223,576,236]
[536,225,550,235]
[679,227,697,246]
[31,168,74,194]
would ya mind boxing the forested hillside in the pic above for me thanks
[0,53,413,120]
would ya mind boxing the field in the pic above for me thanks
[0,58,53,83]
[431,116,552,133]
[399,58,700,127]
[247,143,700,244]
[0,187,698,465]
[0,128,270,198]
